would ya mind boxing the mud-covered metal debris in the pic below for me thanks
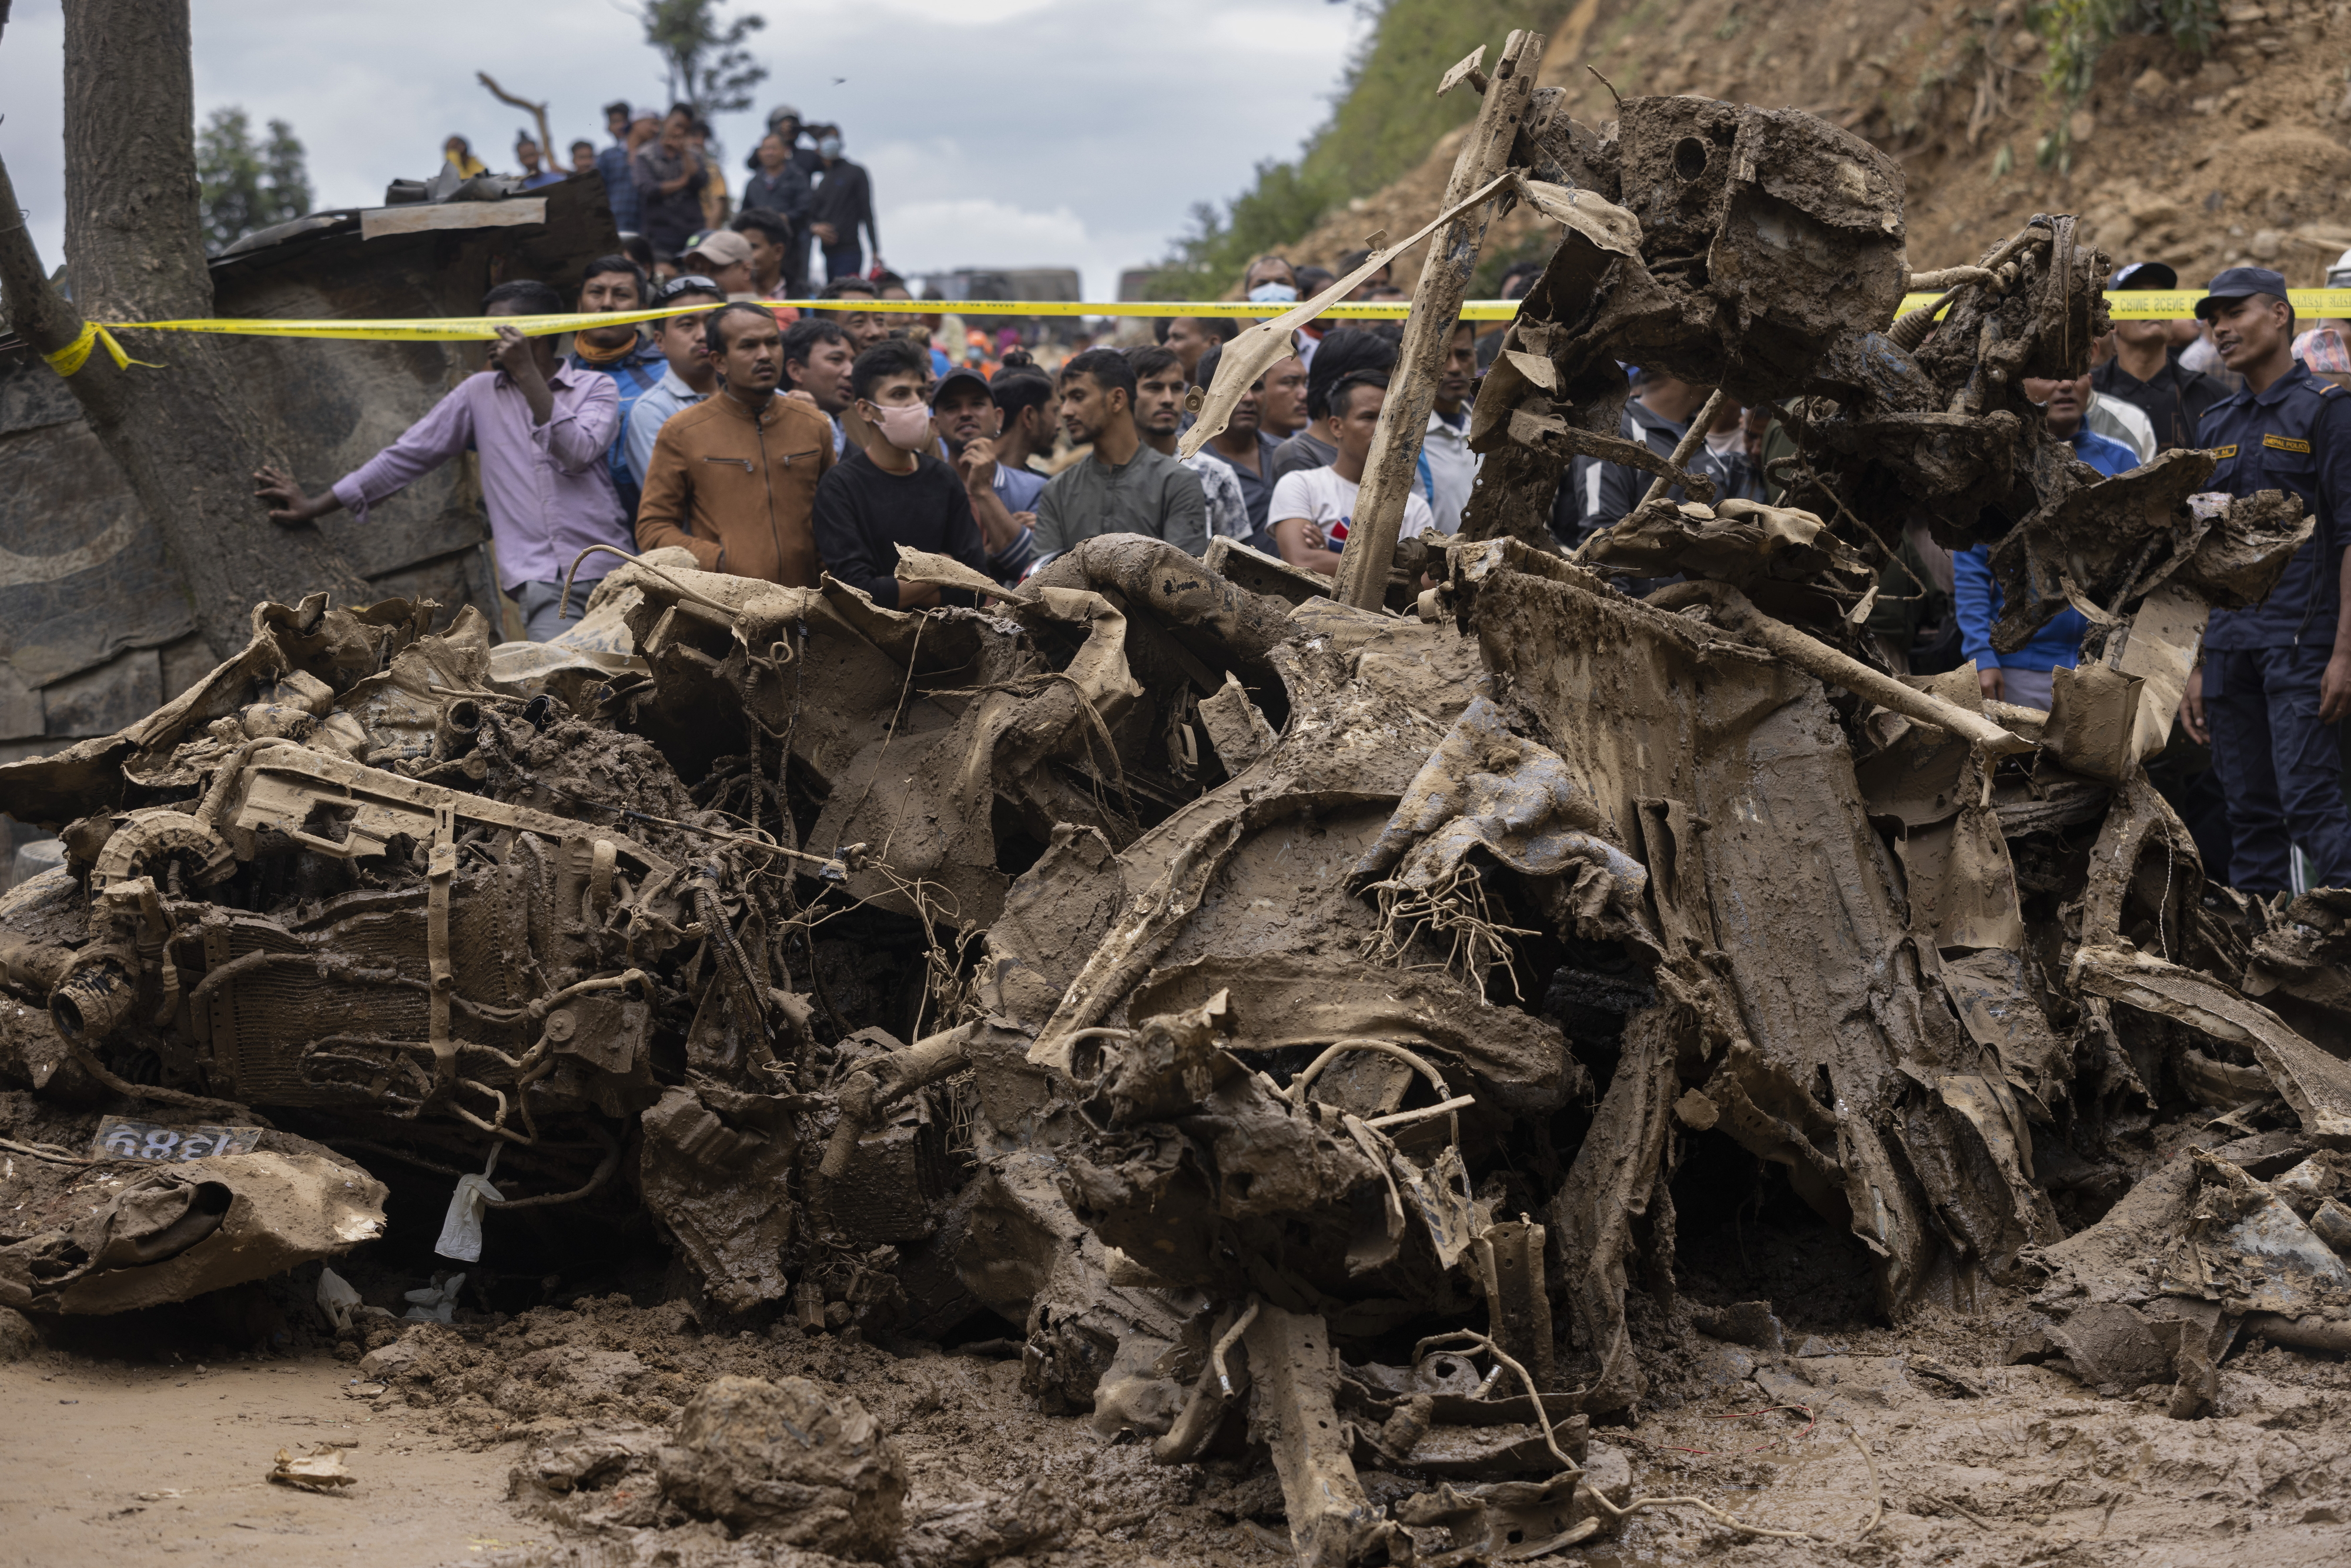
[4,80,2351,1568]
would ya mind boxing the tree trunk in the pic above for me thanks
[0,0,367,658]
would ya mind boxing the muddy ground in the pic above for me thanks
[6,1190,2347,1568]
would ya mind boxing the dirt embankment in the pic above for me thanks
[1295,0,2351,286]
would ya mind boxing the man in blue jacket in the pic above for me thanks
[2179,266,2351,895]
[1955,370,2138,710]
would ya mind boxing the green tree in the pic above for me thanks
[193,107,312,253]
[639,0,769,119]
[1301,0,1555,203]
[1151,160,1341,301]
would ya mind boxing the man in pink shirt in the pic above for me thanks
[253,280,638,641]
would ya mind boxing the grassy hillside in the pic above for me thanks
[1301,0,1567,200]
[1151,0,1574,296]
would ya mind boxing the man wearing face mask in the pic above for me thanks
[808,129,878,283]
[635,303,836,585]
[1243,256,1299,309]
[811,340,988,610]
[1241,255,1306,356]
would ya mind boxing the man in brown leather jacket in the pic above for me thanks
[635,303,836,584]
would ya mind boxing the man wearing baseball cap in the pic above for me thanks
[932,364,1041,585]
[680,230,758,299]
[2093,262,2231,452]
[2183,265,2351,894]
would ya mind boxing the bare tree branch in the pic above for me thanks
[477,71,554,168]
[0,152,85,359]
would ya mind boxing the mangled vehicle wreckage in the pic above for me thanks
[5,81,2351,1567]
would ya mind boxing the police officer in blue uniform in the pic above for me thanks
[2181,266,2351,894]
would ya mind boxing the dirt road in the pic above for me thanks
[0,1351,534,1567]
[6,1296,2351,1567]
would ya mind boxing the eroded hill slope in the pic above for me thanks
[1289,0,2351,288]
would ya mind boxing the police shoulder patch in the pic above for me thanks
[2264,433,2313,453]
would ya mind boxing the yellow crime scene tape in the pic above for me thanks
[36,289,2351,376]
[67,297,1459,351]
[1894,287,2351,321]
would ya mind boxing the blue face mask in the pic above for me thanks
[819,137,843,158]
[1247,282,1298,305]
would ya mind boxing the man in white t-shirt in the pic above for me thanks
[1267,369,1433,578]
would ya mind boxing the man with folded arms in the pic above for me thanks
[634,303,836,585]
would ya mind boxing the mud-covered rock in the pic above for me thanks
[357,1332,426,1381]
[0,1304,36,1362]
[897,1473,1070,1568]
[508,1421,668,1532]
[1692,1299,1788,1353]
[655,1374,905,1557]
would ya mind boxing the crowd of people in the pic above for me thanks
[445,101,882,296]
[253,172,2351,901]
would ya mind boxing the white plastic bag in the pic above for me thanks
[401,1271,468,1324]
[431,1174,503,1263]
[316,1265,361,1332]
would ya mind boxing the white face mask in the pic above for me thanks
[1704,427,1743,458]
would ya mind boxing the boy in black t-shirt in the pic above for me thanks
[811,340,990,610]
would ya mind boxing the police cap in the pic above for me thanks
[2195,265,2290,321]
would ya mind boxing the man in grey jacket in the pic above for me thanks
[1034,349,1208,558]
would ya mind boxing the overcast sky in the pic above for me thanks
[0,0,1367,300]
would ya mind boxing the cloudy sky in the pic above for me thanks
[0,0,1368,300]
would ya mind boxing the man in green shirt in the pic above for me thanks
[1034,349,1209,558]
